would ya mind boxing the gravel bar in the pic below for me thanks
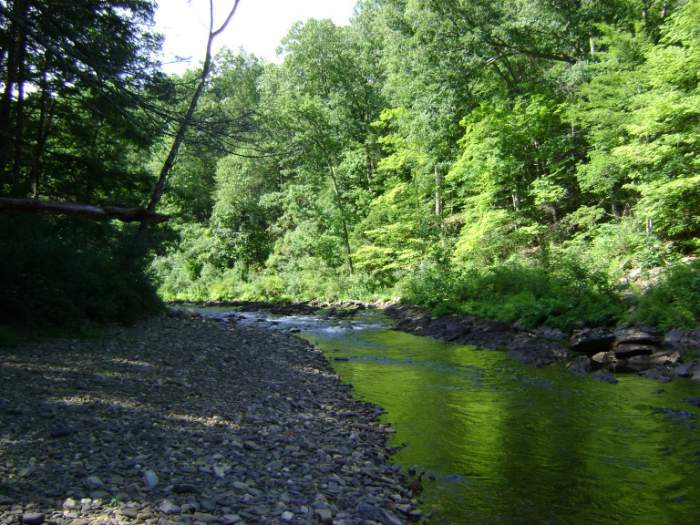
[0,314,420,525]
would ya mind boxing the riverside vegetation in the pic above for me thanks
[1,1,699,335]
[1,3,700,524]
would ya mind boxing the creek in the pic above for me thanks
[196,307,700,524]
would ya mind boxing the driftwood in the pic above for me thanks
[0,197,170,223]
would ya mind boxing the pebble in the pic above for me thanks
[21,513,44,525]
[143,470,159,490]
[0,315,417,524]
[158,500,180,515]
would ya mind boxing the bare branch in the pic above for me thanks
[0,197,170,223]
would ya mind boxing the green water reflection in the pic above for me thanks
[303,322,700,525]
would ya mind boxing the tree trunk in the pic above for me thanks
[30,68,54,197]
[0,0,23,180]
[12,8,27,185]
[434,166,443,217]
[136,0,240,243]
[329,164,354,274]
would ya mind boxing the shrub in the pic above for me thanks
[0,214,162,336]
[628,260,700,329]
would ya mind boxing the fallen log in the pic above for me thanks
[0,197,170,223]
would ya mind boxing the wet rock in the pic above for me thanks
[591,369,618,384]
[655,407,696,427]
[685,397,700,408]
[672,360,699,377]
[570,328,615,355]
[221,515,242,524]
[280,511,294,522]
[640,368,674,383]
[424,315,468,342]
[566,356,591,376]
[614,343,656,358]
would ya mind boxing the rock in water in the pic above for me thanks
[640,368,673,383]
[566,356,591,376]
[684,397,700,408]
[591,369,618,384]
[672,360,698,377]
[356,502,403,525]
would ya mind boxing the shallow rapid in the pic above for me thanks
[197,307,700,524]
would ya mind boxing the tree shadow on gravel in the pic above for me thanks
[0,318,411,525]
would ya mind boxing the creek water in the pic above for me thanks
[197,307,700,524]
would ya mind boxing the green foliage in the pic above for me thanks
[403,259,624,330]
[0,215,162,332]
[630,261,700,329]
[149,2,698,332]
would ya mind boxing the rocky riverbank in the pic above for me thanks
[0,314,420,525]
[384,305,700,384]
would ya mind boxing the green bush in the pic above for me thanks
[0,214,162,336]
[628,260,700,329]
[401,259,624,330]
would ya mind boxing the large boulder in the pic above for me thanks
[395,314,432,334]
[614,328,663,346]
[664,328,700,352]
[424,315,469,341]
[614,343,656,358]
[570,328,615,355]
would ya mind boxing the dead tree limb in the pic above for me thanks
[142,0,241,219]
[0,197,170,223]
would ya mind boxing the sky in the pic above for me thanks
[155,0,358,73]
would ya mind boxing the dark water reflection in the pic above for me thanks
[301,317,700,525]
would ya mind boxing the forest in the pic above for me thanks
[1,0,699,336]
